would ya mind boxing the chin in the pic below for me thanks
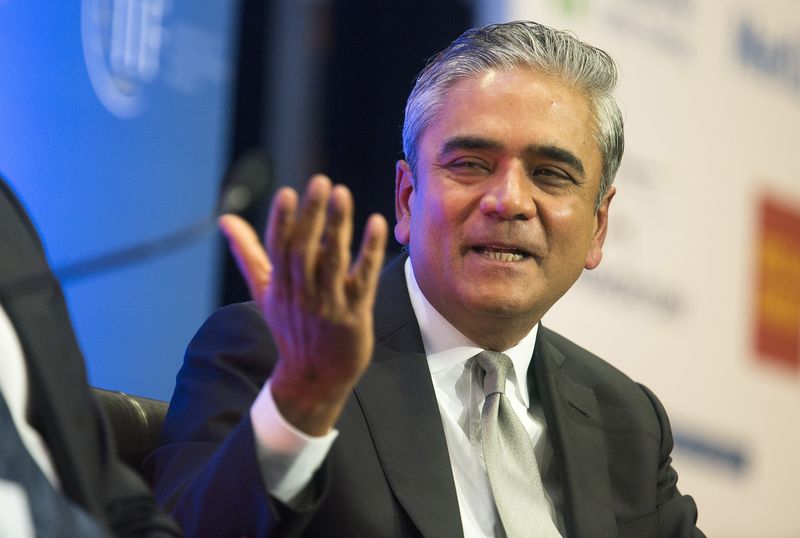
[462,291,537,319]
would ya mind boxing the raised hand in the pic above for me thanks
[220,175,388,435]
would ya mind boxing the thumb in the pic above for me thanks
[219,214,272,306]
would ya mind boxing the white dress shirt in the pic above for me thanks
[250,259,564,535]
[404,259,563,537]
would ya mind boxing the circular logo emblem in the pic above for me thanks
[81,0,169,118]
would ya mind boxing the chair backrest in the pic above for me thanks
[92,388,168,472]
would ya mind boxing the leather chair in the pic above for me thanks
[92,388,168,472]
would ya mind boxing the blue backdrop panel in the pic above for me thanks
[0,0,238,400]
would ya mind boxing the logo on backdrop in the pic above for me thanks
[81,0,170,118]
[736,17,800,100]
[604,0,695,56]
[547,0,696,57]
[753,194,800,372]
[548,0,590,15]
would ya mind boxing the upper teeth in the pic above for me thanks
[483,249,524,262]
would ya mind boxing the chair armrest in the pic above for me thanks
[92,387,168,471]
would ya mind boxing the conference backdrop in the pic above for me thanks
[488,0,799,535]
[0,1,239,400]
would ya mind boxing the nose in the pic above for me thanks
[478,163,536,220]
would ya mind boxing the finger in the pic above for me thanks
[347,213,388,308]
[266,187,299,295]
[290,175,332,301]
[318,184,354,309]
[219,214,272,306]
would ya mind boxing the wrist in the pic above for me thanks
[269,367,353,436]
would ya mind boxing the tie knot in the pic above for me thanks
[475,350,513,396]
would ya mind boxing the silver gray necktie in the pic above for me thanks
[475,350,561,538]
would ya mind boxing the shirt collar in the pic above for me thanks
[404,258,539,406]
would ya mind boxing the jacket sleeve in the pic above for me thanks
[144,302,329,537]
[638,384,705,538]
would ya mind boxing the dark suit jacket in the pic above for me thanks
[0,178,180,537]
[147,255,703,537]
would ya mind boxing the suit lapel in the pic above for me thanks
[534,329,617,537]
[353,255,463,537]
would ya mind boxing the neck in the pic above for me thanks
[450,314,538,351]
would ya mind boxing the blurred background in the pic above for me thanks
[1,0,798,535]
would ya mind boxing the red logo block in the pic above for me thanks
[754,196,800,370]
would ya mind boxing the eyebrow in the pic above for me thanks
[439,136,585,176]
[525,144,585,176]
[439,136,503,155]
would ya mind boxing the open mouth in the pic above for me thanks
[472,245,531,262]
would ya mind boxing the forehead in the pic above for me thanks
[421,68,601,172]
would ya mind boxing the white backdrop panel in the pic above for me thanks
[490,1,800,535]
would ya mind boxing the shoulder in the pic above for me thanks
[196,300,265,330]
[163,302,276,443]
[188,302,271,354]
[0,176,32,226]
[180,301,278,389]
[538,326,665,424]
[538,325,636,386]
[0,176,47,258]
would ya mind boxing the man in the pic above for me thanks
[147,21,704,537]
[0,177,181,536]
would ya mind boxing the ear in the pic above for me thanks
[584,186,615,270]
[394,160,415,246]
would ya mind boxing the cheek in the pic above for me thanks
[543,192,582,215]
[411,210,445,256]
[410,182,481,248]
[410,194,447,230]
[543,199,595,236]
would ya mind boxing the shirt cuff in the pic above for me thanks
[250,378,338,505]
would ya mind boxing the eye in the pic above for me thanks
[445,158,493,182]
[450,158,490,171]
[531,167,575,186]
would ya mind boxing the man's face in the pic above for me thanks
[395,67,614,347]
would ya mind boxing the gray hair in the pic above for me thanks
[402,20,624,207]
